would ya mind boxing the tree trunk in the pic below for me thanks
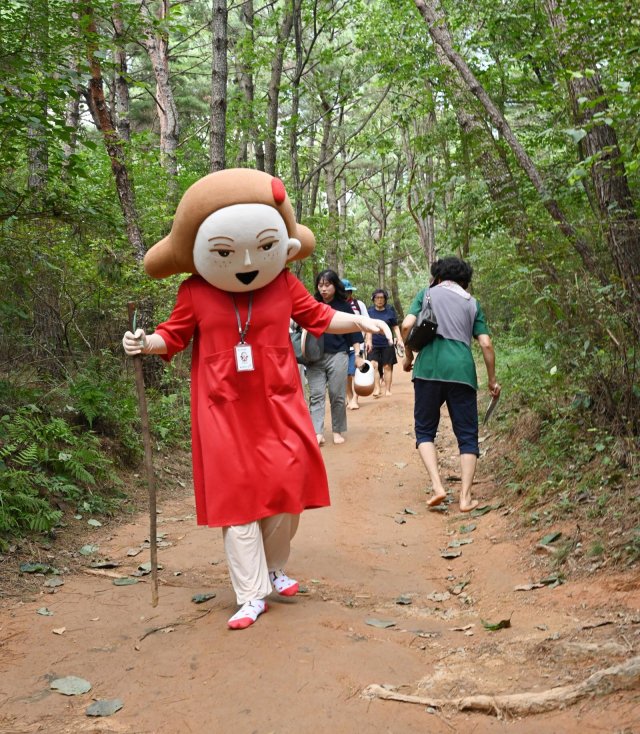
[264,1,294,176]
[338,169,347,278]
[82,4,145,264]
[209,0,227,173]
[27,0,48,192]
[113,4,131,144]
[140,0,180,186]
[289,0,303,219]
[545,0,640,329]
[237,1,263,169]
[413,0,607,284]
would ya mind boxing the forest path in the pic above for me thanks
[1,370,639,733]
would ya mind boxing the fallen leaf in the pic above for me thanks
[113,578,138,586]
[20,562,52,574]
[137,562,163,575]
[534,624,548,631]
[87,519,102,527]
[192,593,217,604]
[78,545,99,556]
[450,624,475,632]
[459,524,476,534]
[403,508,418,515]
[86,699,124,717]
[449,538,474,548]
[450,581,469,596]
[127,548,142,557]
[44,577,64,588]
[395,596,412,605]
[90,561,120,569]
[365,618,396,628]
[37,607,53,616]
[160,627,174,634]
[427,591,451,602]
[440,550,461,559]
[51,676,91,696]
[481,617,512,631]
[540,531,562,546]
[52,627,66,635]
[514,583,545,591]
[395,517,406,524]
[394,462,408,469]
[539,573,566,586]
[90,617,100,621]
[471,506,492,517]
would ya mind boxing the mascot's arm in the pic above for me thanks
[327,311,393,345]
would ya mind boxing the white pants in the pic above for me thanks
[223,513,300,605]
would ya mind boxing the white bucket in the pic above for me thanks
[354,359,375,396]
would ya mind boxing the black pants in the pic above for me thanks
[414,379,479,455]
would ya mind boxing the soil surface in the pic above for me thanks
[1,370,639,733]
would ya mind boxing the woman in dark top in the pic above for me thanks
[308,270,363,445]
[366,289,403,397]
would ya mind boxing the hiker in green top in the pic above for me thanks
[401,257,501,513]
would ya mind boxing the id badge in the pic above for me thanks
[234,343,254,372]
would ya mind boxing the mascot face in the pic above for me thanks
[193,203,302,293]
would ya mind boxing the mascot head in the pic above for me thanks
[144,169,314,293]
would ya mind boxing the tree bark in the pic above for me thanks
[113,7,131,144]
[209,0,228,173]
[413,0,607,284]
[264,1,294,176]
[82,4,146,264]
[545,0,640,329]
[140,0,180,185]
[238,1,264,170]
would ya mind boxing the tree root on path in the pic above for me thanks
[361,655,640,716]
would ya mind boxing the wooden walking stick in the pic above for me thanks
[127,302,159,607]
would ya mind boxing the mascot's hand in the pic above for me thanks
[123,329,147,356]
[123,330,167,356]
[359,317,393,345]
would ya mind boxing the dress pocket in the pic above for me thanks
[264,346,299,397]
[204,349,240,405]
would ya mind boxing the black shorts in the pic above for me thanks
[369,346,397,366]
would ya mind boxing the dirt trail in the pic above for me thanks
[1,370,639,733]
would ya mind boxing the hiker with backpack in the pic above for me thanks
[402,257,501,513]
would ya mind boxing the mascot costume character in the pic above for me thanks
[123,169,392,629]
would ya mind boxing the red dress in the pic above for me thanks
[154,269,334,527]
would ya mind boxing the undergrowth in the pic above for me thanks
[0,353,191,547]
[491,339,640,567]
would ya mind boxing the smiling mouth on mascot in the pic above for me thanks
[236,270,259,285]
[141,169,316,294]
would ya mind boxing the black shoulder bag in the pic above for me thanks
[405,287,438,352]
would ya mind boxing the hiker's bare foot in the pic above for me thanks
[316,434,325,446]
[333,433,345,444]
[372,391,381,398]
[385,390,392,397]
[348,401,359,410]
[426,490,447,507]
[460,499,478,513]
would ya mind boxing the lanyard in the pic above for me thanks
[230,293,253,344]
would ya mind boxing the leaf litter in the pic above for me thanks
[365,619,396,628]
[86,699,124,717]
[192,593,217,604]
[50,676,91,696]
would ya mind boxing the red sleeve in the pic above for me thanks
[285,269,333,338]
[153,279,197,362]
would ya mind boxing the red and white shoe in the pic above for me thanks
[227,599,267,630]
[269,570,299,597]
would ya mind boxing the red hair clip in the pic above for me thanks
[271,177,286,204]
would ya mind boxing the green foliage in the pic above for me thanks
[0,405,119,541]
